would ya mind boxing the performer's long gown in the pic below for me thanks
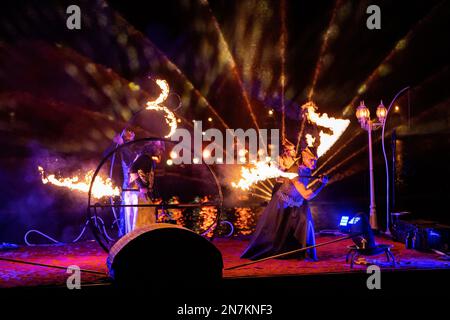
[241,165,317,260]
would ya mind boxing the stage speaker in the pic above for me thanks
[107,223,223,288]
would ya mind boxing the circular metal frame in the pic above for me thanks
[87,137,224,252]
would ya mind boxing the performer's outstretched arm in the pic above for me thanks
[291,176,328,200]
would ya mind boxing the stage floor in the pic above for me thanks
[1,235,449,288]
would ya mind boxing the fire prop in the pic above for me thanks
[302,102,350,157]
[231,160,298,191]
[38,166,120,199]
[145,79,177,138]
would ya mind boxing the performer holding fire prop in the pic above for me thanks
[111,129,165,235]
[241,142,328,261]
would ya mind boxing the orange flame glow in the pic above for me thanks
[231,160,298,191]
[198,196,217,237]
[38,166,120,199]
[145,79,177,138]
[302,102,350,157]
[235,207,255,235]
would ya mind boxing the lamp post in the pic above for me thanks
[356,100,387,230]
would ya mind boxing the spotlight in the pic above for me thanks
[166,159,173,166]
[177,118,182,123]
[207,117,213,122]
[339,213,377,249]
[170,151,177,159]
[394,105,400,112]
[268,109,274,116]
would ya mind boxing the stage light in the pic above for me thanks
[339,213,376,249]
[268,109,274,116]
[208,117,213,122]
[339,215,361,229]
[349,216,361,225]
[166,159,173,166]
[394,105,400,112]
[170,151,177,159]
[177,118,182,123]
[339,216,350,227]
[193,157,200,164]
[348,213,377,249]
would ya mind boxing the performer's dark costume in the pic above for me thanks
[241,165,317,260]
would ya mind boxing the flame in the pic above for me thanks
[305,134,316,147]
[231,160,298,191]
[302,102,350,157]
[38,166,120,199]
[145,79,177,138]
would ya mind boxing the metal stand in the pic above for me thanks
[346,244,396,268]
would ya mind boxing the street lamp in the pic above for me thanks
[356,100,387,230]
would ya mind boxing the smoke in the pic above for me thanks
[0,140,113,244]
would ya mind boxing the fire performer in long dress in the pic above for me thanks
[241,146,328,261]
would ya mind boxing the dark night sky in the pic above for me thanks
[0,0,449,243]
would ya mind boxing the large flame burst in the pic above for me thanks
[231,103,350,191]
[302,102,350,157]
[145,79,177,138]
[38,166,120,199]
[231,160,298,191]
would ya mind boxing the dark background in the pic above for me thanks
[0,0,449,244]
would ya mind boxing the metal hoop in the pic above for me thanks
[87,137,224,252]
